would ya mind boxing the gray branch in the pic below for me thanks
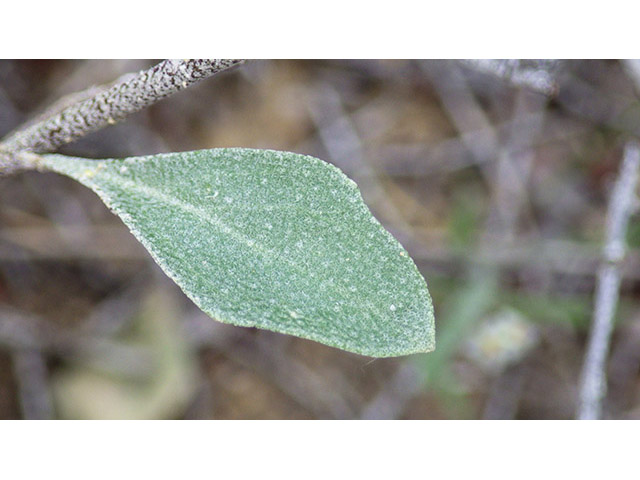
[0,59,244,174]
[577,141,640,420]
[459,59,562,96]
[11,349,55,419]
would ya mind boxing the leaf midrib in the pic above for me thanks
[94,168,390,323]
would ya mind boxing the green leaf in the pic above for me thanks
[41,149,435,357]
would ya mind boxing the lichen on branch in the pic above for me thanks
[0,59,245,175]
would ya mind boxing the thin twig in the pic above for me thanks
[11,349,55,419]
[306,82,412,230]
[359,361,421,419]
[459,59,562,96]
[577,141,640,420]
[183,312,360,419]
[0,59,244,174]
[420,60,500,172]
[482,363,528,419]
[622,59,640,93]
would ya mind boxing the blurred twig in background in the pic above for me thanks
[577,142,640,419]
[3,60,640,419]
[460,59,562,96]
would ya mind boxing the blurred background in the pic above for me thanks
[1,59,639,419]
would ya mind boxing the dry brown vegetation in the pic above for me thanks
[1,59,639,419]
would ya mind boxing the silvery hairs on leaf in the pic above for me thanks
[40,148,435,358]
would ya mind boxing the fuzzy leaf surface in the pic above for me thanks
[42,149,435,357]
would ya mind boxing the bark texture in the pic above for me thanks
[0,59,244,174]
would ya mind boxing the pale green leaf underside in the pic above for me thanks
[41,149,435,357]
